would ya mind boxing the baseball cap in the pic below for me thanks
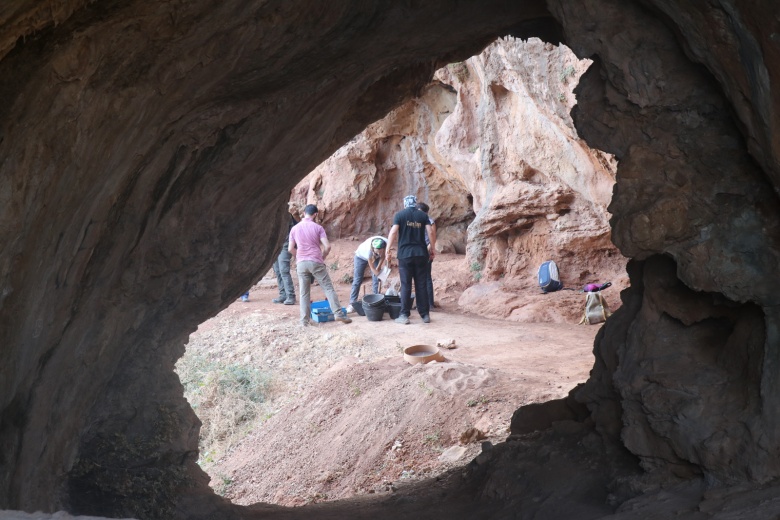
[403,195,417,208]
[371,238,386,249]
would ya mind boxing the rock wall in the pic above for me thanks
[1,0,780,518]
[0,1,544,517]
[551,0,780,484]
[294,38,626,321]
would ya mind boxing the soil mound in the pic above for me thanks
[185,239,604,506]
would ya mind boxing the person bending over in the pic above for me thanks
[348,236,387,312]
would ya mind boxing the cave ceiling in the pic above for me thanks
[1,0,779,519]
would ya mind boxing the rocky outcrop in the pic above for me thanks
[548,0,780,485]
[1,0,780,518]
[0,1,544,517]
[295,38,625,321]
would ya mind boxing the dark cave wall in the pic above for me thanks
[548,0,780,483]
[0,0,543,516]
[1,0,780,518]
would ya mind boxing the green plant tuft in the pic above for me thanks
[176,353,272,470]
[559,65,576,83]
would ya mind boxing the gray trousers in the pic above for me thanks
[349,255,380,304]
[273,247,295,300]
[297,260,342,322]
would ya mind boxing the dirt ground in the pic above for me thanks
[184,239,613,507]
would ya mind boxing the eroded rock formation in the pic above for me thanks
[294,37,625,321]
[2,0,780,519]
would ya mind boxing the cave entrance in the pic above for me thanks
[176,37,626,508]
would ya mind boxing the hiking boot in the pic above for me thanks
[335,311,352,324]
[301,318,311,327]
[395,315,410,325]
[272,297,286,304]
[283,298,296,305]
[241,294,249,302]
[422,315,430,323]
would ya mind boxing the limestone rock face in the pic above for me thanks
[1,0,780,518]
[295,38,625,322]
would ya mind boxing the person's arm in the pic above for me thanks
[320,234,331,259]
[369,251,384,275]
[386,225,399,267]
[288,231,296,256]
[426,223,436,260]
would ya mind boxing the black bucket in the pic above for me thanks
[363,294,386,307]
[384,294,413,308]
[352,301,365,316]
[364,303,385,321]
[386,301,402,319]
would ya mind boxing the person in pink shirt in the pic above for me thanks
[288,204,351,326]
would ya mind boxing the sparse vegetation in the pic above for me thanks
[176,353,272,468]
[470,261,483,282]
[467,395,489,407]
[216,474,234,496]
[329,261,339,271]
[559,64,576,83]
[341,273,353,284]
[423,431,441,446]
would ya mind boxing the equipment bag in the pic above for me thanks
[583,281,612,293]
[579,291,612,325]
[538,260,563,293]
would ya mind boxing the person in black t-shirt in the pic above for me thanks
[386,195,436,324]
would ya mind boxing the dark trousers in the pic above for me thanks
[398,256,430,318]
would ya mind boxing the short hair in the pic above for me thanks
[303,204,318,216]
[416,202,429,213]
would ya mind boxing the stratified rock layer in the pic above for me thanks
[1,0,780,518]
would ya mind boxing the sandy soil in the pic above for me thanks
[184,239,611,507]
